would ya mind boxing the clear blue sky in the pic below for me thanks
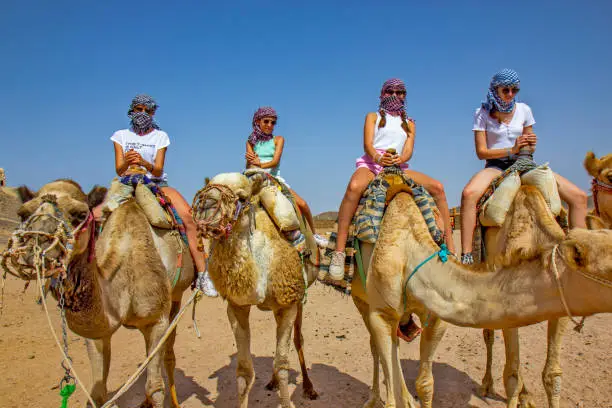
[1,1,610,214]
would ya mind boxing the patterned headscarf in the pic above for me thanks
[127,94,161,134]
[248,106,277,145]
[482,69,520,113]
[379,78,406,116]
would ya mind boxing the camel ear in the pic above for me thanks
[87,185,107,209]
[17,185,35,203]
[204,177,210,186]
[586,214,607,230]
[560,240,588,269]
[584,151,600,178]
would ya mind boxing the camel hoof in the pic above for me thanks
[519,393,537,408]
[362,396,384,408]
[478,382,495,398]
[302,386,319,400]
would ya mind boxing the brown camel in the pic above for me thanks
[192,172,319,408]
[357,185,612,408]
[2,180,194,408]
[584,151,612,229]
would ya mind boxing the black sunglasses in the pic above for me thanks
[263,119,277,125]
[500,86,520,95]
[133,106,154,114]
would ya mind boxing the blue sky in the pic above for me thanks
[1,1,610,213]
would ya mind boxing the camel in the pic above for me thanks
[191,172,319,408]
[0,168,5,187]
[2,180,195,408]
[584,151,612,229]
[354,185,612,408]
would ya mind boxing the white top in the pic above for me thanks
[373,113,409,153]
[473,102,535,150]
[110,128,170,181]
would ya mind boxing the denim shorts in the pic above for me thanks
[485,158,516,171]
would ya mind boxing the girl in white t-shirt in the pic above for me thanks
[459,69,588,264]
[108,94,218,297]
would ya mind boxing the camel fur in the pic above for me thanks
[354,185,612,408]
[11,180,194,408]
[193,172,319,408]
[584,151,612,229]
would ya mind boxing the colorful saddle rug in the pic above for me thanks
[318,166,444,295]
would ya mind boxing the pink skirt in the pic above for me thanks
[355,149,409,175]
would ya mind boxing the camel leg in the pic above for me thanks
[479,329,496,397]
[227,302,254,408]
[273,304,299,408]
[415,315,447,408]
[541,318,568,408]
[369,309,416,408]
[164,300,182,408]
[292,303,318,400]
[85,336,111,408]
[353,296,384,408]
[140,318,170,408]
[502,328,523,408]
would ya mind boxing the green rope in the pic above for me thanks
[403,244,449,311]
[354,239,367,291]
[59,383,76,408]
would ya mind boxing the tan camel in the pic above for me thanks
[0,168,5,187]
[584,151,612,229]
[357,185,612,408]
[3,180,194,408]
[192,172,319,408]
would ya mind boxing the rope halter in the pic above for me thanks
[0,194,94,281]
[192,183,249,247]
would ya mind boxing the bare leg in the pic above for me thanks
[140,319,170,408]
[555,173,588,229]
[336,168,375,252]
[352,296,384,408]
[290,189,317,234]
[479,329,496,397]
[165,301,182,408]
[460,168,502,254]
[85,336,111,408]
[162,187,207,272]
[273,304,299,408]
[415,314,447,408]
[227,303,254,408]
[542,318,569,408]
[403,169,456,253]
[502,328,523,408]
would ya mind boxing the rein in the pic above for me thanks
[591,178,612,216]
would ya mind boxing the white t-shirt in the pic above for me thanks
[472,102,536,150]
[110,128,170,181]
[373,113,409,153]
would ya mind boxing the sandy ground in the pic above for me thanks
[0,274,610,408]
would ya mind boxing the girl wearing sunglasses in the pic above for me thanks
[245,107,327,247]
[459,69,588,265]
[106,94,219,297]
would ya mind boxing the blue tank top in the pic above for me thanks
[253,138,280,177]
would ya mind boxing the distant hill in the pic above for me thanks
[0,187,23,248]
[314,211,338,221]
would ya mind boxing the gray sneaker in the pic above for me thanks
[328,251,346,281]
[461,253,474,265]
[196,271,219,297]
[313,233,329,248]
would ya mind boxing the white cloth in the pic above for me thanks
[111,128,170,181]
[472,102,535,149]
[372,112,409,153]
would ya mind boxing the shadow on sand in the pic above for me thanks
[110,367,213,407]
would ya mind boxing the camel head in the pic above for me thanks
[2,180,106,280]
[192,172,264,242]
[584,151,612,185]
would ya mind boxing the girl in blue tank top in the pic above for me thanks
[245,107,327,246]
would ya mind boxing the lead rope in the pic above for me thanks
[550,244,586,332]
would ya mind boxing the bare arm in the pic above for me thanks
[113,142,129,176]
[119,143,166,177]
[245,141,260,168]
[398,120,416,163]
[259,136,285,169]
[474,130,531,160]
[363,112,378,160]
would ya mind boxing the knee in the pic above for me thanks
[295,196,307,210]
[346,180,365,198]
[569,189,588,209]
[462,184,482,204]
[427,180,445,198]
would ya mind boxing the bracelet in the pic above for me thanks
[374,153,381,164]
[506,148,511,159]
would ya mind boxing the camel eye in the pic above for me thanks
[69,210,88,226]
[17,208,32,222]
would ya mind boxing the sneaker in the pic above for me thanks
[461,252,474,265]
[328,251,346,281]
[313,233,329,248]
[196,271,219,297]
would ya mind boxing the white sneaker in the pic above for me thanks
[196,271,219,297]
[313,233,329,248]
[328,251,346,281]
